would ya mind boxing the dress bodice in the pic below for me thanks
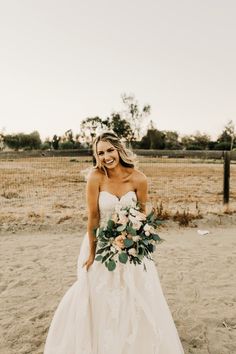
[98,191,137,226]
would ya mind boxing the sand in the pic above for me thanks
[0,227,236,354]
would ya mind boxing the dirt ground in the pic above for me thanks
[0,156,236,354]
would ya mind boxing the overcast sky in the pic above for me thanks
[0,0,235,140]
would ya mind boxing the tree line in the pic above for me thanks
[0,94,235,151]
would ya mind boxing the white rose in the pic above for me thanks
[145,231,150,236]
[133,221,142,230]
[119,209,128,216]
[149,226,155,234]
[111,246,117,253]
[128,248,137,256]
[135,211,146,221]
[129,215,142,230]
[111,213,118,223]
[144,224,151,232]
[115,204,123,213]
[132,235,141,242]
[130,200,136,208]
[118,215,128,224]
[129,208,138,216]
[129,215,135,223]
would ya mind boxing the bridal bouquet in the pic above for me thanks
[95,203,163,271]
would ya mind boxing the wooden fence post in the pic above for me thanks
[223,151,231,204]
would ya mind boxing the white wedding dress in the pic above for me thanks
[44,191,184,354]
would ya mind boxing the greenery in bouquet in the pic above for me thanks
[95,202,163,271]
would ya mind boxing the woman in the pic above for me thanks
[44,131,185,354]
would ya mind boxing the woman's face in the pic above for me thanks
[96,140,120,169]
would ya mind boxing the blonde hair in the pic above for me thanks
[92,131,136,173]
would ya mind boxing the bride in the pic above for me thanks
[44,131,185,354]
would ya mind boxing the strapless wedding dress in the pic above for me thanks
[44,191,184,354]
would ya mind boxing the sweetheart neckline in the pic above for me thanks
[99,190,136,201]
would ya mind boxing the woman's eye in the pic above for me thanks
[98,152,104,156]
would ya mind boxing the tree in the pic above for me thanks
[52,135,60,150]
[64,129,75,144]
[3,134,20,150]
[80,117,109,143]
[121,93,151,140]
[59,141,75,150]
[0,133,4,150]
[217,120,235,150]
[140,129,165,149]
[3,131,41,150]
[107,113,133,139]
[27,131,42,149]
[180,132,210,150]
[192,131,211,150]
[181,135,195,150]
[163,130,182,150]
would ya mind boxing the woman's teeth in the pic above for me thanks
[106,160,114,164]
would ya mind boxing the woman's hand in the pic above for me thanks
[83,252,95,271]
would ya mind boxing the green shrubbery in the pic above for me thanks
[3,131,41,150]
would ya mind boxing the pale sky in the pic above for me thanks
[0,0,235,141]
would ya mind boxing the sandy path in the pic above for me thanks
[0,227,236,354]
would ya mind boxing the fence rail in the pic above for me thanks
[134,149,236,160]
[0,149,236,160]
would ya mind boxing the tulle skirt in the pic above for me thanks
[44,234,184,354]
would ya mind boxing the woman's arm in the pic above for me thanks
[135,171,148,213]
[83,170,100,270]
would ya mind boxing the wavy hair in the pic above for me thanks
[92,131,136,173]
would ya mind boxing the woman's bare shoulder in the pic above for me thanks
[87,168,104,184]
[132,168,147,184]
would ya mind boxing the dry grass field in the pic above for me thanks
[0,156,236,354]
[0,156,236,234]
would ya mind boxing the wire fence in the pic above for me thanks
[0,151,235,233]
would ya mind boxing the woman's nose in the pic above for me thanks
[104,152,110,159]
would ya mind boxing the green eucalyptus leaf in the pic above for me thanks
[118,252,128,264]
[124,239,134,247]
[107,259,116,271]
[138,247,144,256]
[102,253,111,263]
[107,219,115,230]
[147,244,154,253]
[99,228,105,237]
[96,245,110,254]
[152,234,161,241]
[126,226,137,236]
[95,255,103,261]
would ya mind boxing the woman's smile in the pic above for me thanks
[104,158,114,164]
